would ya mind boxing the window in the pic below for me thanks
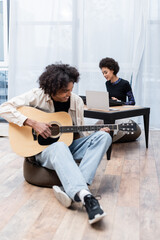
[0,0,8,107]
[0,0,8,123]
[0,0,8,66]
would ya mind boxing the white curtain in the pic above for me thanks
[76,0,149,93]
[135,0,160,129]
[8,0,74,97]
[8,0,160,128]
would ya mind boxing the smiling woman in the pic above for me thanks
[99,57,136,105]
[99,57,141,143]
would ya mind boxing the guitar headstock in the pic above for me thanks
[118,122,137,134]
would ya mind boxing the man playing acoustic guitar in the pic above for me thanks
[0,63,112,224]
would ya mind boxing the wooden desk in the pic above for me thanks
[84,106,150,160]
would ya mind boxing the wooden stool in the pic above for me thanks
[23,157,61,188]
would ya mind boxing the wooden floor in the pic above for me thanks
[0,130,160,240]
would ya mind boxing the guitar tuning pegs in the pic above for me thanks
[131,132,134,134]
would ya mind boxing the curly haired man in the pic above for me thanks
[0,63,112,224]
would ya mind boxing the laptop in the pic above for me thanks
[86,91,109,111]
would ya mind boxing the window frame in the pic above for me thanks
[0,0,8,68]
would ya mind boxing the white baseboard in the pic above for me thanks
[0,122,9,136]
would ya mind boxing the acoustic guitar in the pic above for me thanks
[9,106,136,157]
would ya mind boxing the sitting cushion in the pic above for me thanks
[23,157,62,188]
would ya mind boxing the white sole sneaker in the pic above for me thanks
[52,186,72,208]
[89,212,106,224]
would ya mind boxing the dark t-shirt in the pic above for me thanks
[52,98,70,112]
[52,97,80,139]
[106,78,135,105]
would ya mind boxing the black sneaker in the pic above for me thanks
[84,194,106,224]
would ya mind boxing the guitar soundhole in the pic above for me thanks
[50,124,60,137]
[38,135,60,146]
[38,123,60,146]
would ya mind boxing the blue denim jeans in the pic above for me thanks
[35,131,112,201]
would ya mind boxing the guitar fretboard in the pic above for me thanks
[59,124,118,133]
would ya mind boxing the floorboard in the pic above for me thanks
[0,130,160,240]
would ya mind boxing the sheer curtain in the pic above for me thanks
[8,0,74,98]
[77,0,149,95]
[8,0,160,128]
[135,0,160,129]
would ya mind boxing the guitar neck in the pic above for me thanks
[59,124,118,133]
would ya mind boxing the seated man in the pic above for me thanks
[0,63,112,224]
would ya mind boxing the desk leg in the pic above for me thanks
[143,112,150,148]
[104,119,115,160]
[107,132,114,160]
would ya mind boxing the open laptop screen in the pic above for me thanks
[86,91,109,111]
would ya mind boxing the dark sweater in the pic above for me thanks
[105,78,135,105]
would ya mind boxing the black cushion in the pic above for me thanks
[23,157,61,188]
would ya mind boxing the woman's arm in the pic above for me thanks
[125,90,135,105]
[124,81,135,105]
